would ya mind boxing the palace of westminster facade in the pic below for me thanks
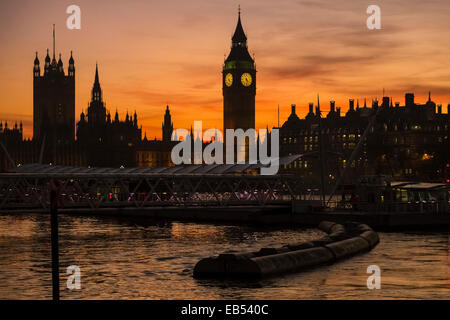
[1,15,449,184]
[0,39,176,171]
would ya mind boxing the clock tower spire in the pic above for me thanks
[223,8,256,134]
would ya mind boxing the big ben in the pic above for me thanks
[223,10,256,134]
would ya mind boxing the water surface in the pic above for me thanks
[0,214,448,299]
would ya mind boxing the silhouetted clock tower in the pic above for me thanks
[223,10,256,134]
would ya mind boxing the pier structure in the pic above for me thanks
[0,155,305,212]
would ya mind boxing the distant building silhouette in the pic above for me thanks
[76,64,142,167]
[1,17,450,187]
[135,105,177,168]
[33,26,75,144]
[0,121,22,144]
[279,94,450,183]
[222,10,256,133]
[0,121,39,170]
[222,10,256,161]
[0,27,176,171]
[162,105,174,142]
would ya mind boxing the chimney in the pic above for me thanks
[349,99,354,111]
[291,104,296,115]
[405,93,414,107]
[330,101,335,112]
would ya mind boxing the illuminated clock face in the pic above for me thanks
[225,73,233,87]
[241,73,252,87]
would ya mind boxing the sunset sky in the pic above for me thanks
[1,0,450,139]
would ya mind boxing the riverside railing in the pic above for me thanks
[328,199,450,214]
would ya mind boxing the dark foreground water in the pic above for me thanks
[0,214,448,299]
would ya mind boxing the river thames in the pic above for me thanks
[0,214,448,299]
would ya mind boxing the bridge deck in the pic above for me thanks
[0,159,306,211]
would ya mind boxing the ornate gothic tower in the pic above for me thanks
[222,10,256,134]
[33,25,75,144]
[87,64,107,129]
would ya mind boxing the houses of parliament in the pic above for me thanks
[0,27,176,171]
[1,13,449,184]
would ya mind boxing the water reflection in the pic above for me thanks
[0,214,448,299]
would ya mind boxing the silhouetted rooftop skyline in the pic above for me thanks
[1,0,450,139]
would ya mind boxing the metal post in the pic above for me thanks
[50,187,60,301]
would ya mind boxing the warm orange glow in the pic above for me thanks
[1,0,450,140]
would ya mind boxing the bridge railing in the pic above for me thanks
[327,199,450,214]
[0,173,305,211]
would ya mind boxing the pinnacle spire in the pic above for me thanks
[69,50,74,66]
[52,24,56,61]
[95,62,99,84]
[92,63,102,101]
[232,6,247,44]
[45,48,50,64]
[225,6,254,64]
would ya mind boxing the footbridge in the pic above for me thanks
[0,155,306,212]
